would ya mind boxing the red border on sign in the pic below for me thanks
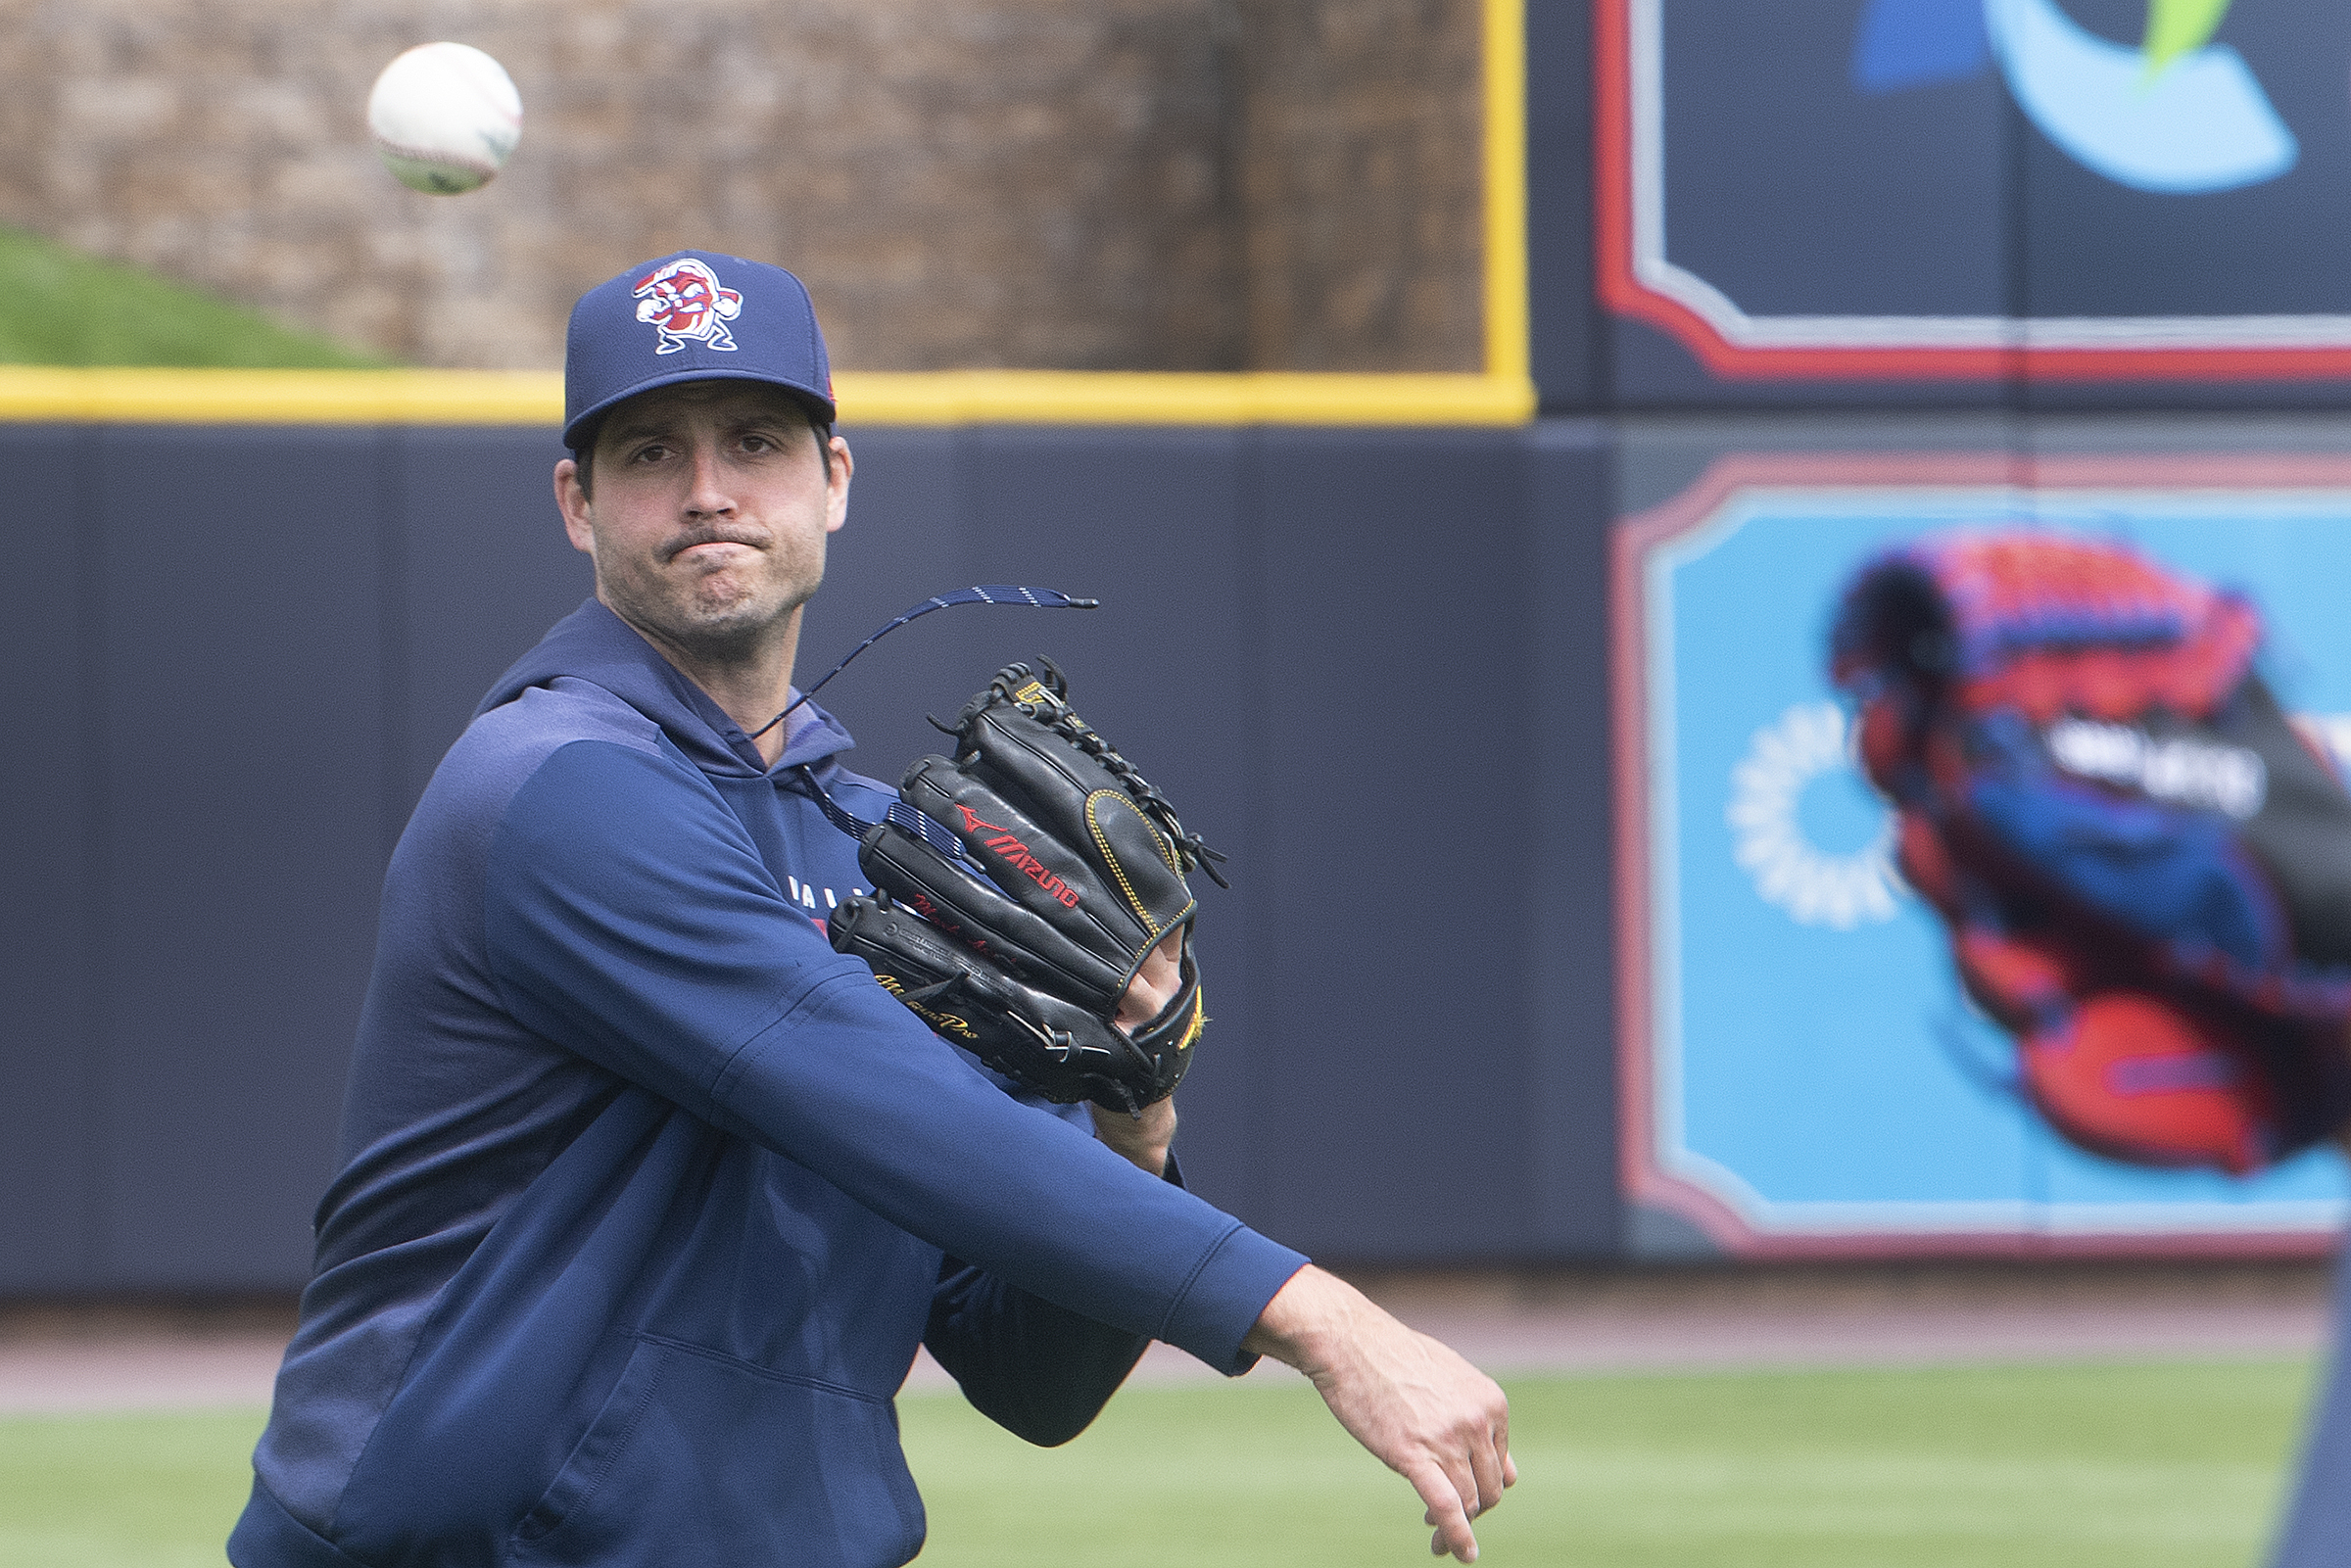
[1591,0,2351,382]
[1612,451,2351,1259]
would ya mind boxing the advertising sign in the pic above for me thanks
[1615,452,2351,1254]
[1595,0,2351,379]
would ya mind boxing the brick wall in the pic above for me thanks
[1232,0,1485,371]
[0,0,1483,372]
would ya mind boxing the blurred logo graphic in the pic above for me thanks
[633,258,744,354]
[2044,718,2269,817]
[1852,0,2295,193]
[1727,701,1904,929]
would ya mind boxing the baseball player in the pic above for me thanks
[227,250,1513,1568]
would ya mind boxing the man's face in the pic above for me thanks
[552,380,852,663]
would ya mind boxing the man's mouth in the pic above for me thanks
[667,534,762,563]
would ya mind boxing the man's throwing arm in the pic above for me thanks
[485,739,1512,1558]
[483,739,1302,1365]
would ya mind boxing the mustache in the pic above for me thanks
[661,526,769,562]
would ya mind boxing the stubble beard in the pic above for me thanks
[604,543,822,671]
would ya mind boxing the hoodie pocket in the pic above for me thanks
[509,1335,925,1567]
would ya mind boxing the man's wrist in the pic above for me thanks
[1089,1097,1176,1175]
[1240,1264,1357,1374]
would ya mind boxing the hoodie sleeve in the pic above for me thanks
[482,737,1305,1372]
[925,1256,1150,1446]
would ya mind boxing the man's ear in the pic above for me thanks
[824,436,853,536]
[554,457,596,556]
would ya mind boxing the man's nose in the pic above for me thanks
[683,442,735,515]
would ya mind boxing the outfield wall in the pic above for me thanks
[0,418,1616,1294]
[16,412,2351,1292]
[22,0,2351,1295]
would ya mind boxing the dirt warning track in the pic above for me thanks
[2,1261,2337,1411]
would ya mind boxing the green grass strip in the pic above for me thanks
[0,1358,2321,1567]
[0,1406,264,1568]
[899,1359,2322,1568]
[0,227,388,368]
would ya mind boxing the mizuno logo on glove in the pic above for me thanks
[955,804,1081,909]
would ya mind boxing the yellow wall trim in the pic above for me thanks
[840,370,1536,427]
[1483,0,1532,386]
[0,367,563,425]
[0,366,1538,428]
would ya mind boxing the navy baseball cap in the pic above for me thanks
[562,249,836,451]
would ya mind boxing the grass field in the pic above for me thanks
[0,1359,2319,1568]
[0,225,387,368]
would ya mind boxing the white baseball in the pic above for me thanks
[367,42,523,196]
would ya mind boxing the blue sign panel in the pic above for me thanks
[1617,453,2351,1252]
[1595,0,2351,379]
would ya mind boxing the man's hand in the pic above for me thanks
[1243,1265,1515,1562]
[1089,936,1185,1174]
[1112,929,1184,1032]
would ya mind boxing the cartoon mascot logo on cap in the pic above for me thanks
[632,258,743,354]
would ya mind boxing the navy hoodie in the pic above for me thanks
[229,600,1307,1568]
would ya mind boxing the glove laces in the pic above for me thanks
[773,586,1095,856]
[978,658,1231,888]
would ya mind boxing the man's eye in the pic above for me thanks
[628,443,672,464]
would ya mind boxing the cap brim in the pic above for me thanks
[562,366,838,451]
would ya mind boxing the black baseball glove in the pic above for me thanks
[828,659,1224,1114]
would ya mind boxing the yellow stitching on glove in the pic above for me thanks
[1087,788,1161,933]
[1176,988,1207,1053]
